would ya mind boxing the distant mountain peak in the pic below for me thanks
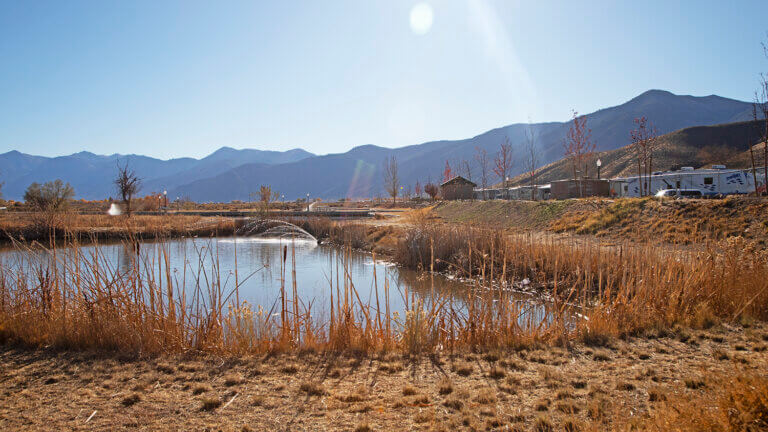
[349,144,383,152]
[212,146,237,153]
[630,89,676,103]
[639,89,674,97]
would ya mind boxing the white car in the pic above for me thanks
[655,189,703,199]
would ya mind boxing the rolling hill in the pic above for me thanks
[513,120,766,185]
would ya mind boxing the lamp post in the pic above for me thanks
[596,158,602,180]
[163,190,167,209]
[306,193,310,212]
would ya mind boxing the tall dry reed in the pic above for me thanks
[0,222,765,356]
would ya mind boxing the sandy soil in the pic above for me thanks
[1,324,766,431]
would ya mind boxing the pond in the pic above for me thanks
[0,236,554,328]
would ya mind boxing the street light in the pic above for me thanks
[163,190,167,209]
[596,158,602,179]
[306,193,310,212]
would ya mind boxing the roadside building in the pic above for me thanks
[441,176,476,200]
[474,184,551,201]
[550,179,610,199]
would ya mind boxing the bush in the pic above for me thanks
[23,180,75,230]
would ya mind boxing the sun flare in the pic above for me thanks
[409,3,433,35]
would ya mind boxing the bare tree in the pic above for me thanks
[383,156,400,204]
[524,126,539,200]
[258,184,280,214]
[474,146,489,200]
[114,161,142,217]
[424,183,439,200]
[755,35,768,196]
[563,111,596,197]
[414,180,422,199]
[630,117,658,196]
[750,104,761,196]
[493,138,514,199]
[461,159,473,183]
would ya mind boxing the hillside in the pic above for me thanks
[433,197,768,246]
[171,90,755,201]
[514,120,766,185]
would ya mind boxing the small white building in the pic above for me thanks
[610,166,765,198]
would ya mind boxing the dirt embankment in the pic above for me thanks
[432,198,768,246]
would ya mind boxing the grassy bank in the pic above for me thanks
[0,213,236,244]
[433,197,768,246]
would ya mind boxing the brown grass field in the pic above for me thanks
[0,203,767,430]
[1,326,766,431]
[0,212,235,244]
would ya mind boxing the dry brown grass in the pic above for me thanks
[0,212,235,244]
[622,373,768,431]
[1,334,765,431]
[200,396,222,411]
[0,207,766,372]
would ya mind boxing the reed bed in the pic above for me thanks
[395,224,768,343]
[0,212,235,244]
[0,220,766,357]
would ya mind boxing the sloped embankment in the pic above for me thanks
[433,198,768,246]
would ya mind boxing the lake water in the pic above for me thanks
[0,236,553,327]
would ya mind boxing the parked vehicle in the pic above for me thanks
[611,166,760,198]
[655,189,703,199]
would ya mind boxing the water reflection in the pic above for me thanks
[0,237,554,328]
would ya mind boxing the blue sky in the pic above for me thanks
[1,0,767,159]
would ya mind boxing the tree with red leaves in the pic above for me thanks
[443,161,453,183]
[563,111,596,197]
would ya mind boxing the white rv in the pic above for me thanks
[610,166,761,198]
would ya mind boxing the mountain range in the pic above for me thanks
[0,90,757,201]
[0,147,314,201]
